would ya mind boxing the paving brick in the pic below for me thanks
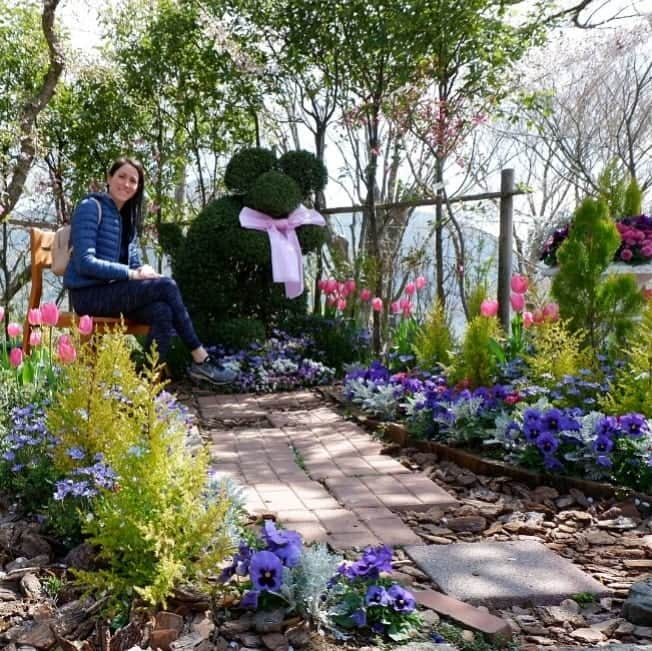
[353,506,398,522]
[359,475,404,494]
[290,481,333,501]
[366,518,422,546]
[275,509,319,523]
[414,590,511,640]
[328,529,380,550]
[334,458,378,476]
[363,455,412,473]
[300,496,343,511]
[305,464,345,480]
[290,521,329,543]
[375,492,427,510]
[317,509,367,533]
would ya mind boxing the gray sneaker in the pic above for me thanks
[188,359,237,386]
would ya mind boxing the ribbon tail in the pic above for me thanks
[283,229,304,298]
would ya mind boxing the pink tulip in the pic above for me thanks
[345,279,356,294]
[337,282,347,295]
[510,274,529,294]
[390,301,401,314]
[29,330,42,347]
[325,279,338,294]
[9,347,23,367]
[510,292,525,312]
[543,302,559,322]
[78,315,94,336]
[523,311,534,328]
[41,303,59,326]
[57,336,77,364]
[399,298,411,310]
[317,279,327,291]
[28,308,42,326]
[415,276,427,290]
[405,282,416,296]
[402,303,413,317]
[371,297,383,312]
[7,322,21,338]
[480,299,499,318]
[360,288,372,302]
[533,309,544,324]
[0,307,4,322]
[336,298,347,311]
[327,296,338,306]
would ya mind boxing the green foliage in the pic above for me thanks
[597,161,628,218]
[224,148,277,193]
[413,299,454,369]
[466,283,488,319]
[552,197,644,354]
[156,222,184,263]
[246,170,302,217]
[207,318,266,351]
[623,177,643,217]
[602,301,652,416]
[278,150,328,196]
[451,315,501,387]
[434,622,514,651]
[281,314,371,374]
[524,320,588,386]
[386,317,421,372]
[47,332,234,612]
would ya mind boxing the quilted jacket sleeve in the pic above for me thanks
[128,238,142,269]
[70,198,131,281]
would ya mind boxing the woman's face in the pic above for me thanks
[107,163,140,209]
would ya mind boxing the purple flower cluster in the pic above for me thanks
[333,545,418,637]
[209,330,335,394]
[541,215,652,267]
[53,454,118,501]
[220,520,303,610]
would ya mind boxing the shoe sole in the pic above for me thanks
[188,371,233,386]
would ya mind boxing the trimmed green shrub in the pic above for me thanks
[278,150,328,196]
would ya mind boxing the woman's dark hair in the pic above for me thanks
[108,157,145,234]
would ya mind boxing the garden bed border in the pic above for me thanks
[319,387,648,503]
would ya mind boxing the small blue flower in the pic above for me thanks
[240,590,259,609]
[365,585,390,606]
[387,584,416,613]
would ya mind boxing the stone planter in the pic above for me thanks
[540,262,652,289]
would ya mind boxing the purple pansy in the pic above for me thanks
[249,550,283,592]
[620,413,648,438]
[261,520,303,567]
[351,609,367,627]
[535,431,560,455]
[387,584,416,613]
[365,585,390,607]
[240,590,259,609]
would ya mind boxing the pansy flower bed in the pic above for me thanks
[540,215,652,266]
[343,362,652,493]
[218,520,421,641]
[209,329,335,393]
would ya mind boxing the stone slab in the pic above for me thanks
[406,540,610,608]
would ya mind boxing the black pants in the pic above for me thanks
[70,277,202,359]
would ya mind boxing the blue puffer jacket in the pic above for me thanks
[63,192,142,289]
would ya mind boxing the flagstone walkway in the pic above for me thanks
[198,389,458,550]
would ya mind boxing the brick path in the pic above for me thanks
[198,389,457,549]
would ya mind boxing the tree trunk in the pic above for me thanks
[1,0,64,220]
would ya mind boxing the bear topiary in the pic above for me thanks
[159,148,328,348]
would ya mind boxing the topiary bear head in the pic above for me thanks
[224,147,327,217]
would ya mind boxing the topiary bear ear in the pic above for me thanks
[224,148,277,194]
[278,150,328,197]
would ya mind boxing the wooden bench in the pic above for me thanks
[23,227,150,353]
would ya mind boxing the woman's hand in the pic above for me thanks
[129,265,161,280]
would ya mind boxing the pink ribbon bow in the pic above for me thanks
[239,204,326,298]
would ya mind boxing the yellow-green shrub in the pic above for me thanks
[602,301,652,416]
[525,319,590,386]
[413,299,454,370]
[47,332,233,612]
[450,315,501,387]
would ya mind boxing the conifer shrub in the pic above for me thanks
[450,315,501,387]
[623,177,643,217]
[47,332,234,613]
[525,319,589,386]
[602,301,652,416]
[413,299,454,370]
[552,197,644,356]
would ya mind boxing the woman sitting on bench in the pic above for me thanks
[63,156,234,385]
